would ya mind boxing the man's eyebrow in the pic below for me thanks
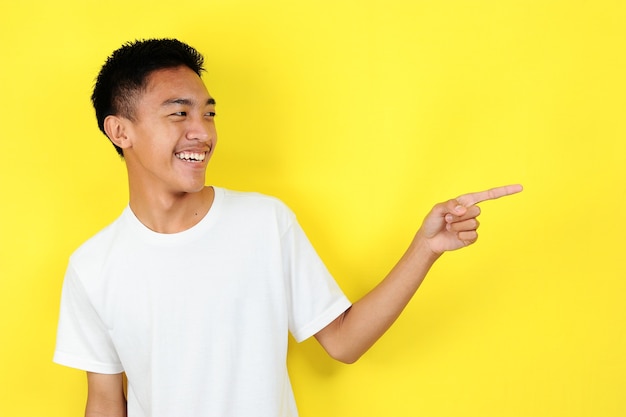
[161,98,216,106]
[162,98,193,106]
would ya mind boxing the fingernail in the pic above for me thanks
[455,205,464,213]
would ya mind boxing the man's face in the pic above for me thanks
[121,66,217,196]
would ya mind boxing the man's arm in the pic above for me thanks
[85,372,127,417]
[315,184,523,364]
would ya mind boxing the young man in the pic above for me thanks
[54,38,522,417]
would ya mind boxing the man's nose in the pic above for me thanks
[186,117,213,142]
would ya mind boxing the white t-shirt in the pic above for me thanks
[54,187,351,417]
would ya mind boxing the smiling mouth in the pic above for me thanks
[175,151,206,162]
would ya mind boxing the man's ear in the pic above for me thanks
[103,115,132,150]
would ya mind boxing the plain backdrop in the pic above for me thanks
[1,1,625,416]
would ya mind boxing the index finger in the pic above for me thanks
[456,184,523,207]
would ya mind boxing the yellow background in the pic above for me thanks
[1,0,625,416]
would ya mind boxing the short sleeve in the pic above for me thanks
[282,216,351,343]
[53,262,123,374]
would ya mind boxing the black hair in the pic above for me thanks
[91,38,206,156]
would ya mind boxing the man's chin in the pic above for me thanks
[181,184,210,195]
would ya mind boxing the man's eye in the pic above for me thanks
[172,112,187,117]
[206,112,216,117]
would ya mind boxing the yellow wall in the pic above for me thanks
[1,1,625,416]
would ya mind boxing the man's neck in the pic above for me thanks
[128,186,215,234]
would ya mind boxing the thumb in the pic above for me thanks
[431,199,465,217]
[423,199,465,232]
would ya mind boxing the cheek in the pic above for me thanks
[131,133,171,162]
[135,125,176,149]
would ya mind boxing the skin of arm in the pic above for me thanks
[85,372,127,417]
[315,184,523,364]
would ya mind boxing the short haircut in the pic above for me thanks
[92,38,206,156]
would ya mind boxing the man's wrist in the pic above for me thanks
[410,231,442,265]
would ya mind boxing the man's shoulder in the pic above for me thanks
[220,188,284,206]
[69,209,129,267]
[216,187,297,231]
[219,188,293,215]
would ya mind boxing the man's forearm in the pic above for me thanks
[85,372,127,417]
[315,235,440,363]
[85,402,127,417]
[315,184,522,364]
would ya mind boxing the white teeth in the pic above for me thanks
[175,152,206,162]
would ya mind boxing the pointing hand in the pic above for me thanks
[417,184,523,255]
